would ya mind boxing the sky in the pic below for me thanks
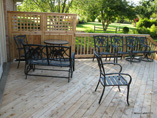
[127,0,141,5]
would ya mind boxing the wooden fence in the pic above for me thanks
[8,11,77,61]
[8,11,157,60]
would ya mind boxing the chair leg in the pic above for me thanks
[99,86,105,104]
[105,55,107,61]
[68,69,70,82]
[73,61,75,71]
[71,67,73,78]
[95,80,100,92]
[17,59,20,68]
[118,86,121,92]
[93,55,95,61]
[127,85,130,106]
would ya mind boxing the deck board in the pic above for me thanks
[0,59,157,118]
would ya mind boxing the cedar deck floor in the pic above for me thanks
[0,59,157,118]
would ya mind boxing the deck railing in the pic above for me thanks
[75,33,157,59]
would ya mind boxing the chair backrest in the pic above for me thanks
[110,36,124,52]
[93,35,110,53]
[23,44,71,65]
[46,45,71,61]
[14,35,28,49]
[125,36,138,52]
[23,44,47,62]
[94,51,106,77]
[138,37,147,51]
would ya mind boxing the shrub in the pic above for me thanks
[85,28,94,33]
[136,18,157,28]
[137,26,150,34]
[123,27,129,34]
[150,24,157,38]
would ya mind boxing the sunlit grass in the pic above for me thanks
[76,22,137,34]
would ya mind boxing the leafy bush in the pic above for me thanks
[137,26,150,34]
[150,24,157,38]
[123,27,129,34]
[136,18,157,28]
[85,28,94,33]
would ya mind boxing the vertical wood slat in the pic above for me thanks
[77,37,79,55]
[80,36,83,55]
[84,36,86,54]
[90,37,93,54]
[87,36,89,54]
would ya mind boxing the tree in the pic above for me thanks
[98,0,134,31]
[17,0,74,13]
[136,0,156,19]
[71,0,99,22]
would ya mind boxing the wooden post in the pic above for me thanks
[41,14,46,44]
[115,27,117,33]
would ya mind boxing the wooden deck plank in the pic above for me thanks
[111,61,145,118]
[140,62,154,118]
[83,60,130,118]
[150,60,157,118]
[101,60,138,118]
[131,62,151,118]
[0,59,156,118]
[120,61,147,118]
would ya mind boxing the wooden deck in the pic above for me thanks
[0,59,157,118]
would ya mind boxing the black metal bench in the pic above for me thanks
[23,44,75,82]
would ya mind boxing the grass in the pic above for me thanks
[76,22,137,34]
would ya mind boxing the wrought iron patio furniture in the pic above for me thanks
[138,37,156,62]
[23,44,75,82]
[14,35,28,68]
[111,36,128,63]
[125,36,142,63]
[94,51,132,105]
[93,35,115,62]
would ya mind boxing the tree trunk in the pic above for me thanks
[104,21,109,31]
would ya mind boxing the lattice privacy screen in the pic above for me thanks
[11,13,75,32]
[11,14,41,31]
[46,15,73,31]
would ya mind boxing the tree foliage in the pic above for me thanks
[71,0,136,30]
[135,0,157,19]
[18,0,73,13]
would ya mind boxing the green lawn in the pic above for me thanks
[76,22,137,34]
[76,22,157,42]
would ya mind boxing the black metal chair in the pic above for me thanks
[14,35,28,68]
[138,37,156,62]
[125,36,141,63]
[94,51,132,105]
[93,35,114,62]
[23,44,75,82]
[111,36,128,63]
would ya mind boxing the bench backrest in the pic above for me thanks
[23,44,71,65]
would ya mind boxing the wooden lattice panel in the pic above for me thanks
[47,15,73,31]
[11,14,41,31]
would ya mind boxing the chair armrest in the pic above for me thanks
[105,73,132,84]
[143,45,151,51]
[127,45,133,49]
[103,63,122,73]
[112,44,118,49]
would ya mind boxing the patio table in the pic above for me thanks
[44,39,69,45]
